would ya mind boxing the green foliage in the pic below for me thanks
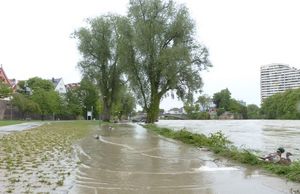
[12,93,40,118]
[0,81,12,99]
[124,0,211,123]
[247,104,260,119]
[63,77,100,119]
[30,89,60,119]
[261,88,300,119]
[27,77,54,91]
[15,77,61,119]
[112,86,136,120]
[183,102,195,116]
[182,94,212,119]
[212,88,247,118]
[196,94,212,111]
[213,88,231,110]
[64,88,83,118]
[74,15,128,121]
[208,131,231,148]
[0,121,24,126]
[229,99,247,118]
[79,78,100,119]
[187,111,210,120]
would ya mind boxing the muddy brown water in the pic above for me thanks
[156,120,300,159]
[70,123,300,194]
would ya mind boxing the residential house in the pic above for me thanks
[51,78,66,94]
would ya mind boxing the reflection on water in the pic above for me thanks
[157,120,300,159]
[70,123,300,194]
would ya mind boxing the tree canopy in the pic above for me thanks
[74,15,129,121]
[0,81,12,99]
[261,89,300,119]
[123,0,211,123]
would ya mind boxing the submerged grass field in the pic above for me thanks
[0,121,96,193]
[145,124,300,183]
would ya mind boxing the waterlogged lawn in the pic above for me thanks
[0,121,96,193]
[0,120,25,127]
[145,124,300,183]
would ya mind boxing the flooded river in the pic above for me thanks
[156,120,300,159]
[70,122,300,194]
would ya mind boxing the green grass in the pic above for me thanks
[144,124,300,182]
[0,120,25,126]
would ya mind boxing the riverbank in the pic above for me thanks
[144,124,300,183]
[0,121,96,193]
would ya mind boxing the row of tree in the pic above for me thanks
[183,88,260,119]
[260,88,300,119]
[73,0,211,123]
[9,77,135,120]
[184,87,300,120]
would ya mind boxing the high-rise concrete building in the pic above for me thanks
[260,64,300,101]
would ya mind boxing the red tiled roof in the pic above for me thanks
[65,83,80,90]
[0,65,12,87]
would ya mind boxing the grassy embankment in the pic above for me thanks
[0,120,97,193]
[0,120,25,127]
[144,124,300,182]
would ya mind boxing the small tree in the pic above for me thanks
[196,94,211,111]
[12,93,40,119]
[213,88,231,111]
[247,104,260,119]
[78,78,100,119]
[112,86,136,120]
[65,88,83,119]
[26,77,60,120]
[0,81,12,99]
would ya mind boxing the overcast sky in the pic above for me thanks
[1,0,300,110]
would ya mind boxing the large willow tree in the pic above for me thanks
[74,15,128,121]
[125,0,211,123]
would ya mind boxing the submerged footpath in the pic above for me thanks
[144,124,300,183]
[70,123,300,194]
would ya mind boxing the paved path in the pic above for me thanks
[0,122,43,134]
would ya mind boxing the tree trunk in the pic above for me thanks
[146,95,160,123]
[101,101,111,122]
[0,101,6,120]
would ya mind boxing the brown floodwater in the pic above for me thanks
[70,123,300,194]
[156,120,300,159]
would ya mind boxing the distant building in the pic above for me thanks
[50,78,66,94]
[260,64,300,101]
[167,107,185,114]
[168,108,181,114]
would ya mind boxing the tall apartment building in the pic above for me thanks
[260,63,300,101]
